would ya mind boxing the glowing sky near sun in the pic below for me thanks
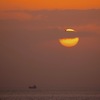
[0,0,100,11]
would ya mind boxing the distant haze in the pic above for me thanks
[0,9,100,90]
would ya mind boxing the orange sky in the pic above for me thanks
[0,0,100,10]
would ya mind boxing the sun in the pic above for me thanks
[65,29,76,32]
[59,37,79,47]
[59,28,79,48]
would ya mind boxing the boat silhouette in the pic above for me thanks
[29,85,37,89]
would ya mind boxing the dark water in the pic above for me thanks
[0,89,100,100]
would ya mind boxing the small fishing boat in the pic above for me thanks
[29,85,37,89]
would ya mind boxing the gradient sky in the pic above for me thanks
[0,0,100,89]
[0,0,100,10]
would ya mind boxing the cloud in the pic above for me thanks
[0,12,33,21]
[0,9,100,39]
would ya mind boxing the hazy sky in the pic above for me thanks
[0,1,100,89]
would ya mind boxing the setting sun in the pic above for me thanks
[59,37,79,47]
[66,29,76,32]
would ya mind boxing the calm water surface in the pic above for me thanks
[0,89,100,100]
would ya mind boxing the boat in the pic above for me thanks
[29,85,37,89]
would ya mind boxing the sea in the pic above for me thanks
[0,89,100,100]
